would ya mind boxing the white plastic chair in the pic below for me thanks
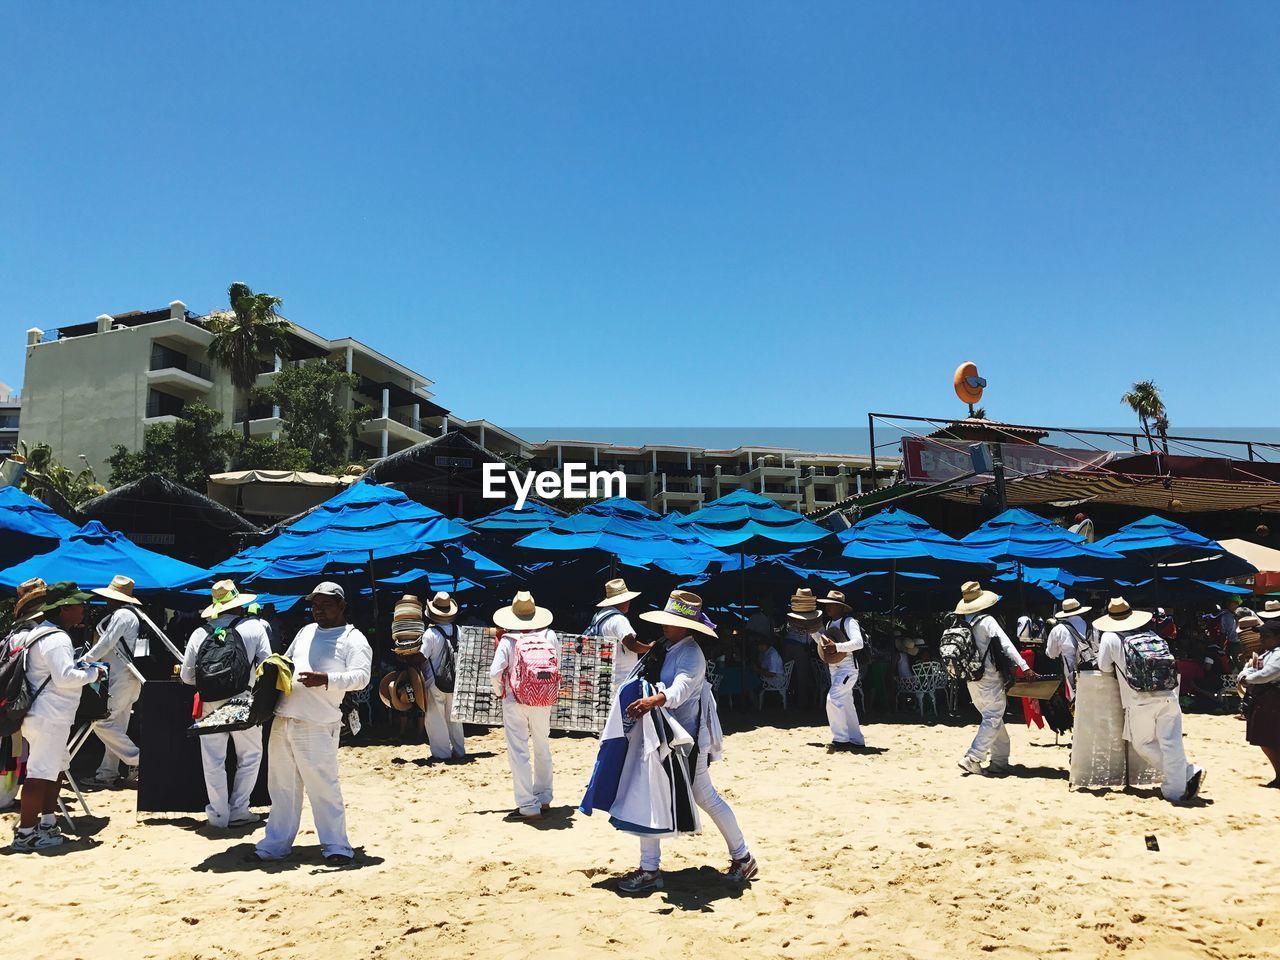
[895,669,921,714]
[350,678,375,729]
[759,661,794,709]
[914,661,947,719]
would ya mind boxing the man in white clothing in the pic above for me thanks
[816,590,866,751]
[588,578,650,686]
[955,582,1031,777]
[489,591,556,821]
[181,580,273,829]
[1045,598,1092,699]
[256,582,372,864]
[1095,597,1205,803]
[420,591,466,761]
[86,575,146,787]
[10,580,103,852]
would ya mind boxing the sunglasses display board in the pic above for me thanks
[450,626,616,735]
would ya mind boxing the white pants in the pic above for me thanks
[1124,695,1198,801]
[502,702,552,816]
[965,676,1010,766]
[424,686,466,760]
[640,751,749,871]
[826,663,864,746]
[199,725,263,828]
[93,669,142,776]
[257,717,351,858]
[21,717,72,782]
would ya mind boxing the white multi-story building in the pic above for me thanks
[19,300,448,480]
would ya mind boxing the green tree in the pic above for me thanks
[232,436,312,472]
[16,441,105,507]
[1120,380,1169,454]
[207,281,292,442]
[259,360,372,473]
[107,402,239,491]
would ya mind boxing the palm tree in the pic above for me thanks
[15,441,105,507]
[1121,380,1169,454]
[207,282,292,441]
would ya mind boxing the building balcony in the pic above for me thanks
[142,413,182,427]
[146,365,213,396]
[150,318,214,351]
[358,412,430,446]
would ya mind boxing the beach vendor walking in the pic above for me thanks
[589,578,650,684]
[815,589,866,751]
[952,582,1030,777]
[1239,614,1280,787]
[256,582,371,864]
[1096,597,1206,803]
[181,580,273,829]
[489,591,558,821]
[85,575,146,787]
[8,580,103,852]
[1045,597,1091,699]
[421,591,466,761]
[612,590,758,894]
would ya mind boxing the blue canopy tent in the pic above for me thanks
[0,520,209,595]
[0,486,79,567]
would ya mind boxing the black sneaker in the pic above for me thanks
[1182,768,1206,802]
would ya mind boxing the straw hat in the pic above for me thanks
[92,574,142,606]
[493,591,553,631]
[597,578,641,608]
[392,595,425,642]
[895,635,922,656]
[787,588,821,623]
[427,591,459,623]
[13,578,48,623]
[378,671,398,709]
[816,590,852,618]
[1053,597,1093,620]
[1093,597,1154,632]
[955,581,1001,616]
[201,580,258,620]
[379,668,426,712]
[640,590,717,638]
[1258,600,1280,620]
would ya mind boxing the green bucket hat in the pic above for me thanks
[34,581,93,617]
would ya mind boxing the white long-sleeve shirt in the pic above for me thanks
[87,606,145,663]
[278,623,372,724]
[589,610,638,681]
[419,623,458,691]
[1046,616,1087,677]
[1097,630,1177,708]
[759,646,783,677]
[1239,647,1280,686]
[181,615,273,709]
[965,613,1029,682]
[825,615,864,668]
[19,621,100,728]
[489,628,557,704]
[653,636,707,735]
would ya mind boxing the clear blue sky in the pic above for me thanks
[3,2,1277,432]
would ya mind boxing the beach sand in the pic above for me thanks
[3,710,1278,959]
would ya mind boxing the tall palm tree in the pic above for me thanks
[1120,380,1169,454]
[15,441,105,507]
[207,282,292,441]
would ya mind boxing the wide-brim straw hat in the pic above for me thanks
[895,635,922,655]
[494,591,553,631]
[1258,600,1280,620]
[92,574,142,606]
[955,581,1001,615]
[598,578,641,608]
[378,671,398,709]
[1093,597,1154,632]
[13,578,49,623]
[787,588,822,623]
[392,595,426,641]
[640,590,717,638]
[427,591,459,622]
[816,590,852,618]
[380,669,426,712]
[201,580,258,620]
[1054,597,1093,620]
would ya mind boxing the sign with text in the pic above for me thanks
[901,438,1116,483]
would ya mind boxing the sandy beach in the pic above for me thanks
[4,709,1278,960]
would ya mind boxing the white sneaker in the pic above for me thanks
[957,757,984,776]
[11,828,64,852]
[229,813,263,827]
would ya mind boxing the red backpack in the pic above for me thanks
[509,630,561,707]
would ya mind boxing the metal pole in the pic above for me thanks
[867,412,877,483]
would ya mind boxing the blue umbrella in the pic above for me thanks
[962,508,1127,575]
[515,510,737,576]
[465,502,562,535]
[581,497,663,521]
[1095,515,1256,580]
[0,520,209,593]
[673,490,831,553]
[839,507,993,576]
[0,486,79,566]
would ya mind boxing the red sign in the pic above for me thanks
[900,438,1116,483]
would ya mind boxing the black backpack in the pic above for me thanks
[0,626,60,737]
[428,624,458,695]
[195,618,252,702]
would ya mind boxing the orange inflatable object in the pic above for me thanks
[954,361,985,405]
